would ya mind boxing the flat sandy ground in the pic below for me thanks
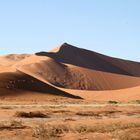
[0,99,140,140]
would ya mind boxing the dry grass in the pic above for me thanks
[75,122,140,133]
[76,111,102,119]
[0,105,139,139]
[32,121,140,140]
[113,128,140,140]
[0,120,26,130]
[33,123,69,140]
[75,110,122,119]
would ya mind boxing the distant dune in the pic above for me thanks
[0,43,140,101]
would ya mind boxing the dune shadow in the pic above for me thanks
[0,72,82,99]
[36,44,137,76]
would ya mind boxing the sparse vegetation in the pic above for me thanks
[33,123,69,139]
[108,100,118,104]
[76,111,102,119]
[113,128,140,140]
[33,123,48,139]
[0,104,139,139]
[0,120,26,130]
[15,111,50,118]
[32,121,140,139]
[135,100,140,104]
[75,122,140,133]
[76,110,122,119]
[0,106,13,109]
[64,118,76,121]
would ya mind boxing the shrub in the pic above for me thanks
[15,111,50,118]
[135,100,140,104]
[108,101,118,104]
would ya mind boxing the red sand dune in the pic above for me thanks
[0,43,140,101]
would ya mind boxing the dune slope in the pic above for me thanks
[17,55,140,90]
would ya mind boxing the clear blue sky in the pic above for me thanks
[0,0,140,61]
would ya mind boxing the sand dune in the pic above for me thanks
[0,54,30,66]
[36,43,140,77]
[17,55,140,90]
[0,43,140,101]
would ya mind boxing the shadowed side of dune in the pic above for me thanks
[0,71,82,99]
[36,43,140,77]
